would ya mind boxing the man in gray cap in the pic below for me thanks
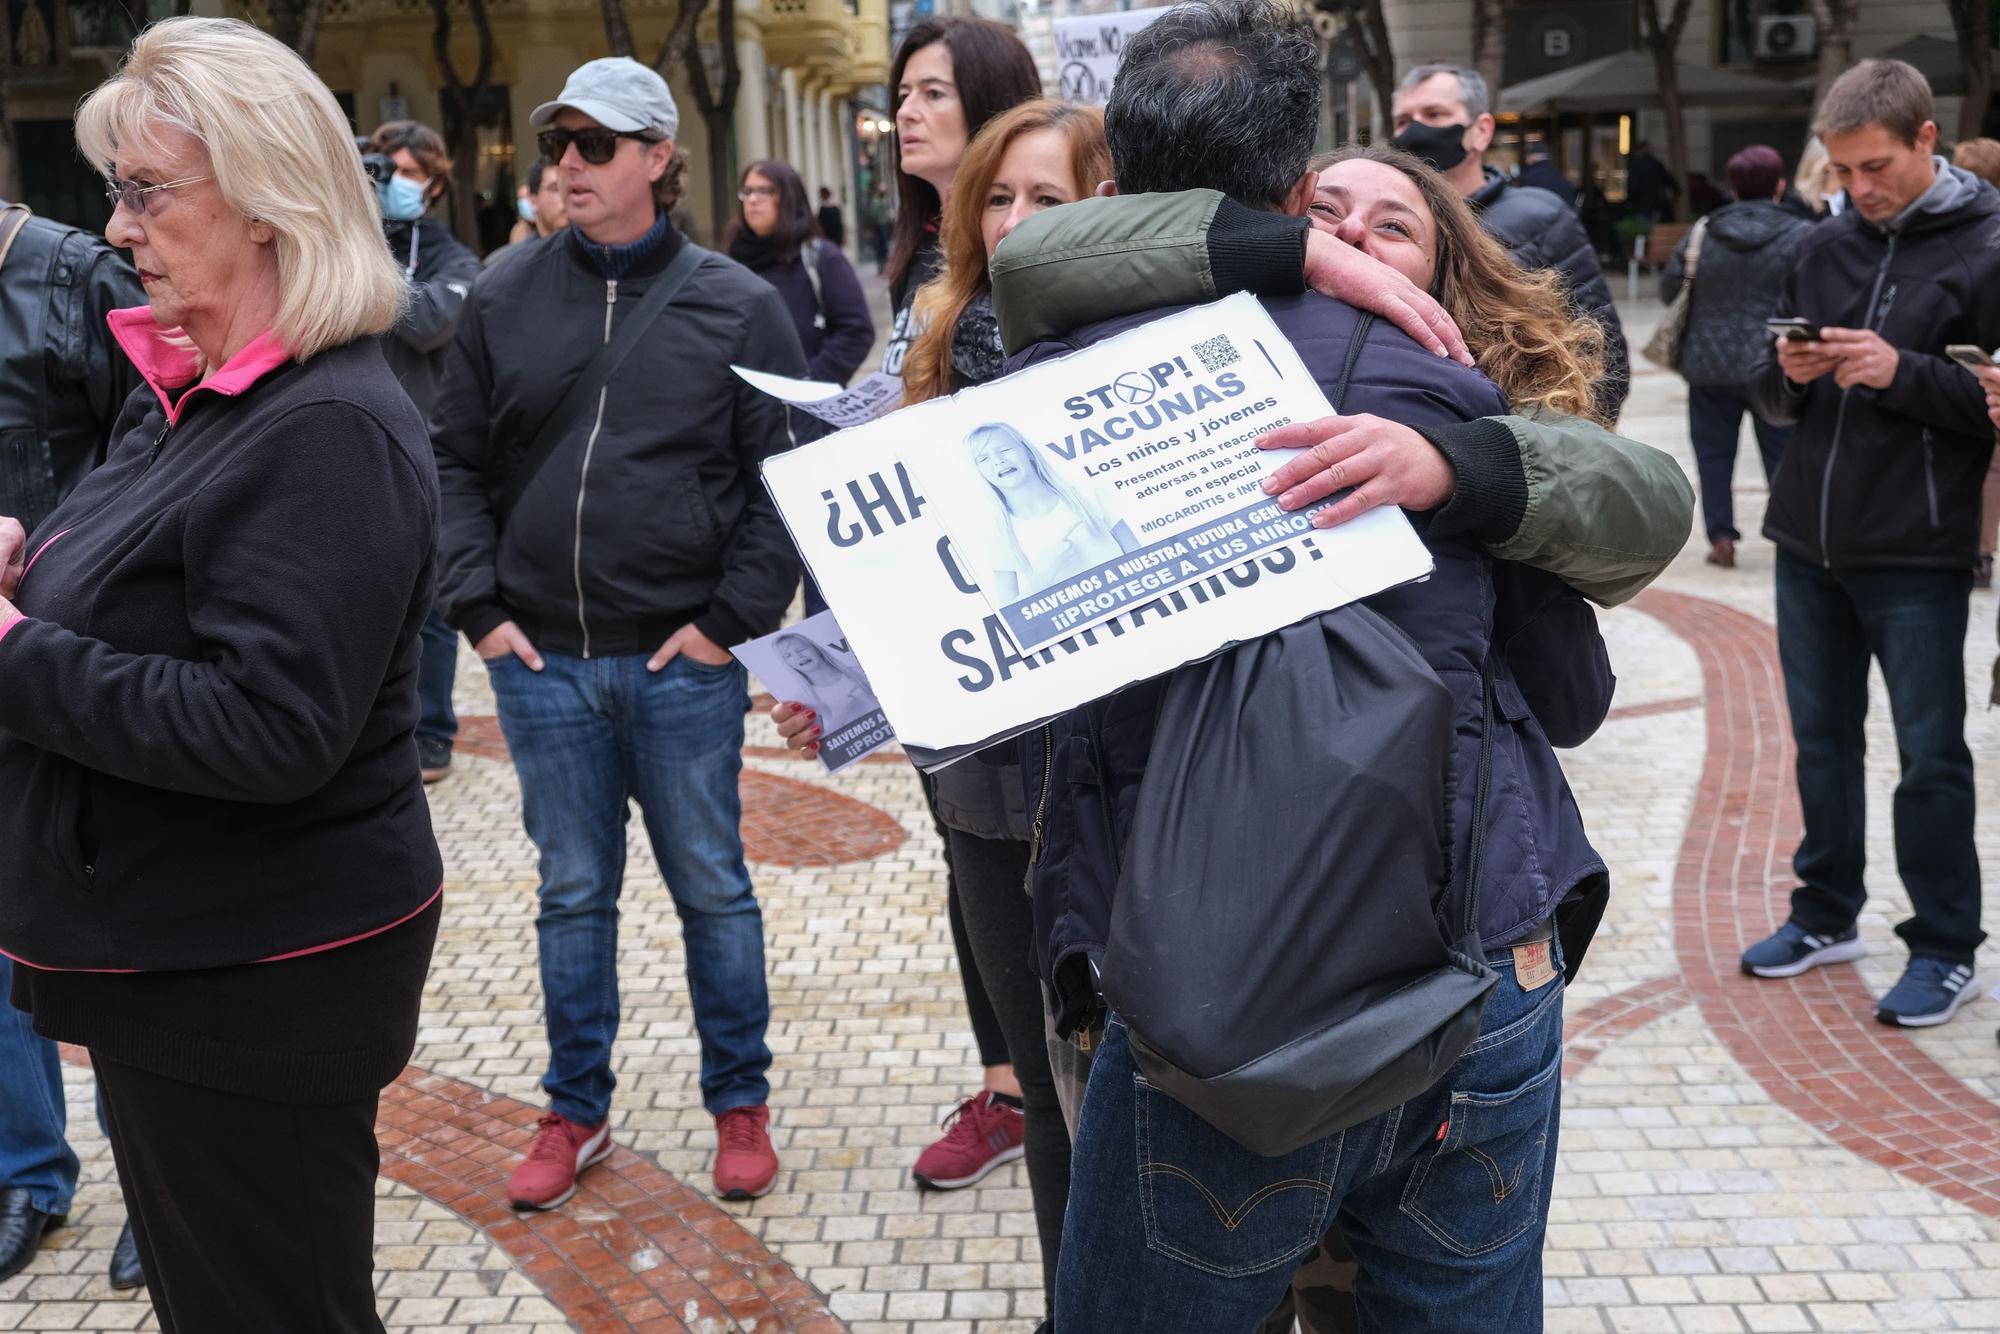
[432,55,809,1210]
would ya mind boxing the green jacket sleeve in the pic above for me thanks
[990,190,1306,355]
[1419,408,1694,607]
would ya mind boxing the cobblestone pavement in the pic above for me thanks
[5,293,1999,1334]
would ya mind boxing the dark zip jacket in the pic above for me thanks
[1017,296,1607,1037]
[0,332,441,975]
[380,214,480,424]
[1469,167,1630,421]
[1750,163,2000,569]
[0,202,146,532]
[432,223,809,655]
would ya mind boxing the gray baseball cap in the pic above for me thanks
[530,57,678,140]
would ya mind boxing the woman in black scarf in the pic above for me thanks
[723,159,875,385]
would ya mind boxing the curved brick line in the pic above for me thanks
[454,715,908,868]
[58,1046,849,1334]
[1636,587,2000,1218]
[1561,976,1693,1081]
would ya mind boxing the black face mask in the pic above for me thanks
[1391,120,1472,174]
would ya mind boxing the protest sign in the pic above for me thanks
[732,366,905,429]
[902,294,1362,653]
[730,611,896,773]
[1054,4,1170,104]
[760,300,1434,756]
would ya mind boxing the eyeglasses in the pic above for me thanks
[537,127,653,166]
[104,175,210,215]
[738,185,779,201]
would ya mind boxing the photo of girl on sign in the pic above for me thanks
[775,631,876,736]
[964,421,1139,602]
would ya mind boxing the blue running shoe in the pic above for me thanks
[1740,921,1865,978]
[1875,957,1978,1027]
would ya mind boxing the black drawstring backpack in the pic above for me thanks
[1095,316,1500,1157]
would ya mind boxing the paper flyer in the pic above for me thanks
[729,610,896,773]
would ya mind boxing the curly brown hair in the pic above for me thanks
[1313,145,1607,422]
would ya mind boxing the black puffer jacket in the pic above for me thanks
[1470,168,1630,421]
[1661,200,1810,388]
[0,203,146,533]
[1750,163,2000,570]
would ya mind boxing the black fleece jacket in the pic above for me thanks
[433,223,808,656]
[0,335,443,1100]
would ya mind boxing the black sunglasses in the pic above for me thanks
[537,127,653,166]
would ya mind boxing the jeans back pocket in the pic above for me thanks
[1398,1025,1561,1258]
[1135,1065,1342,1278]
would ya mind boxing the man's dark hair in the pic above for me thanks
[526,158,547,193]
[1104,0,1320,209]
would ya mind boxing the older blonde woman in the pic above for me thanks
[0,18,439,1326]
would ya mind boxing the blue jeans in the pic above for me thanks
[1776,550,1983,962]
[486,651,772,1123]
[0,955,82,1215]
[416,608,459,747]
[1687,385,1790,542]
[1055,937,1564,1334]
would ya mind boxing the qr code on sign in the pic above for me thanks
[1193,334,1239,372]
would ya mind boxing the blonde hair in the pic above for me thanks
[1794,137,1833,211]
[903,99,1110,404]
[76,16,404,363]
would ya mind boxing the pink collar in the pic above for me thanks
[107,307,291,425]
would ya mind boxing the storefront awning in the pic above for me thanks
[1498,49,1812,115]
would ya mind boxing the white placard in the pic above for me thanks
[902,294,1371,653]
[1054,4,1172,104]
[729,611,895,773]
[732,366,906,429]
[760,299,1434,755]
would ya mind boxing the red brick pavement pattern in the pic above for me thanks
[1636,588,2000,1219]
[377,1070,846,1334]
[454,715,908,868]
[1560,975,1693,1081]
[58,1045,849,1334]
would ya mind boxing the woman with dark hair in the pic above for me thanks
[879,16,1041,379]
[724,158,874,386]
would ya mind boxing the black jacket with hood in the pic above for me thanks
[432,223,809,656]
[1662,199,1811,388]
[381,214,480,424]
[1750,162,2000,570]
[1469,167,1630,421]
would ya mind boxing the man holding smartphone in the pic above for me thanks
[1745,59,2000,1025]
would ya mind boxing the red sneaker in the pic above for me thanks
[508,1111,613,1211]
[912,1090,1025,1190]
[713,1104,780,1200]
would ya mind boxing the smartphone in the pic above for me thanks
[1946,344,2000,371]
[1765,318,1823,343]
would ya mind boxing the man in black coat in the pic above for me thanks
[1389,62,1630,421]
[1741,59,2000,1027]
[363,121,483,785]
[0,199,146,1291]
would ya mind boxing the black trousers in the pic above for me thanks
[94,1055,385,1333]
[944,826,1070,1302]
